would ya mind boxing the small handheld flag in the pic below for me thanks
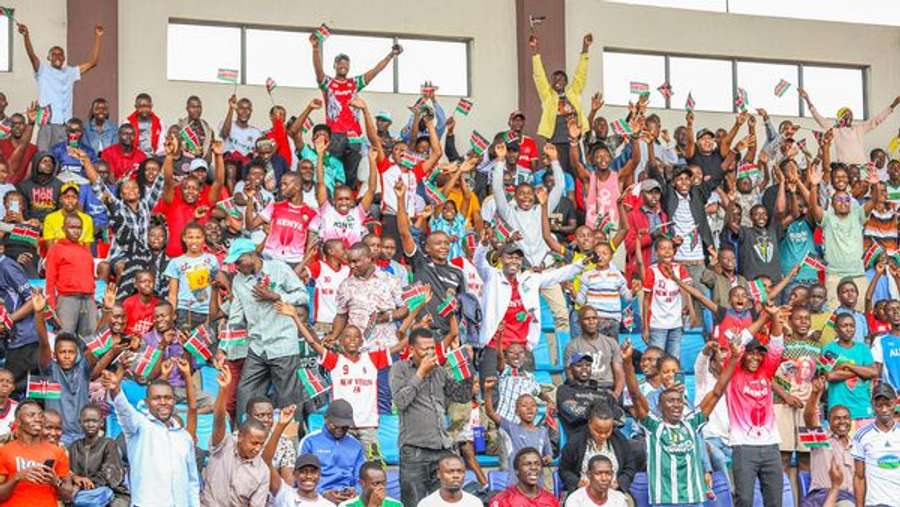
[297,368,329,398]
[502,130,519,144]
[748,279,768,303]
[629,82,649,95]
[494,221,514,242]
[218,326,248,348]
[180,126,201,153]
[42,306,61,329]
[133,346,162,377]
[455,98,473,117]
[346,131,364,145]
[314,24,331,42]
[217,197,242,219]
[797,139,808,152]
[9,225,39,247]
[446,348,472,381]
[216,68,239,84]
[735,88,748,112]
[657,82,673,99]
[423,181,447,205]
[0,7,14,20]
[622,306,635,331]
[265,77,277,94]
[611,119,633,137]
[184,326,213,363]
[35,105,52,127]
[685,92,696,113]
[798,427,830,449]
[0,122,10,140]
[774,79,792,98]
[812,130,825,145]
[436,295,458,318]
[402,285,429,312]
[864,243,885,270]
[469,131,489,156]
[802,255,826,273]
[465,232,476,252]
[400,151,423,169]
[736,162,760,180]
[26,375,61,400]
[84,329,114,358]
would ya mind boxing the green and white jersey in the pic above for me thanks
[339,496,403,507]
[640,410,708,505]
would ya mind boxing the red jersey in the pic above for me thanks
[489,485,559,507]
[516,135,539,171]
[318,74,367,135]
[489,279,532,350]
[259,200,319,264]
[154,186,213,257]
[122,293,159,334]
[100,144,147,180]
[0,139,37,184]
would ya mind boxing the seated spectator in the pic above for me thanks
[557,353,622,442]
[68,404,129,507]
[298,399,365,504]
[488,447,559,507]
[41,181,94,247]
[802,377,855,507]
[417,454,482,507]
[563,307,625,393]
[563,455,629,507]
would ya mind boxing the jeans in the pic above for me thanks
[732,444,782,507]
[648,327,684,360]
[398,445,449,507]
[706,436,733,489]
[73,486,114,506]
[328,132,362,188]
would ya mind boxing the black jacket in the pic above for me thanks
[648,163,716,259]
[559,428,640,495]
[556,379,622,443]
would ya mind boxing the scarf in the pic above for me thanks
[128,111,162,153]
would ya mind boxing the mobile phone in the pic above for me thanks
[8,200,19,214]
[43,459,55,468]
[673,372,685,386]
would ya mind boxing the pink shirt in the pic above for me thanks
[585,170,619,230]
[726,334,784,446]
[258,201,318,263]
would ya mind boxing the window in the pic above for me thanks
[0,13,10,72]
[669,57,732,113]
[167,23,241,83]
[801,66,865,120]
[601,52,665,108]
[602,49,867,118]
[397,38,468,96]
[736,61,799,117]
[168,21,471,96]
[608,0,900,27]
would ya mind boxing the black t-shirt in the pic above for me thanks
[406,247,466,335]
[737,220,783,282]
[549,197,577,243]
[687,150,726,186]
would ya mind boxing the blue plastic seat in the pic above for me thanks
[539,296,555,332]
[681,331,705,374]
[488,470,508,492]
[704,471,733,507]
[629,472,650,507]
[555,331,571,366]
[378,415,401,465]
[753,473,794,507]
[798,470,811,498]
[533,334,558,372]
[386,469,401,500]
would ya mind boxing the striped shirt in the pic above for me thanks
[641,411,708,505]
[672,193,703,262]
[576,267,631,320]
[863,208,899,253]
[496,366,542,424]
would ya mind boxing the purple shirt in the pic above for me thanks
[142,329,189,388]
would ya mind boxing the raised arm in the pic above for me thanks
[363,44,402,87]
[545,144,564,211]
[210,361,232,448]
[491,144,512,222]
[161,134,178,204]
[684,112,696,160]
[799,89,829,129]
[32,290,52,370]
[17,25,40,72]
[672,274,718,312]
[360,148,379,211]
[264,404,296,495]
[621,341,649,420]
[721,112,748,158]
[394,179,417,256]
[807,163,825,223]
[287,98,323,148]
[568,122,591,183]
[277,301,326,356]
[481,377,502,426]
[220,95,237,141]
[419,117,443,176]
[77,25,104,74]
[536,187,564,256]
[697,343,740,416]
[309,33,326,85]
[314,136,329,207]
[208,139,226,203]
[529,34,552,103]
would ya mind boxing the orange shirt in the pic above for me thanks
[0,440,69,507]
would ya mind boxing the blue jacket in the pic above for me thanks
[0,256,37,349]
[298,427,364,494]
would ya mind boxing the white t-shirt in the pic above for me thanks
[315,202,368,248]
[0,399,18,437]
[564,487,629,506]
[221,120,262,156]
[302,186,319,210]
[850,421,900,506]
[321,349,391,428]
[307,260,350,324]
[417,490,483,507]
[642,263,689,330]
[272,484,334,507]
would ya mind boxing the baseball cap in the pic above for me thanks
[500,243,524,257]
[508,110,525,121]
[223,237,258,264]
[375,111,393,123]
[325,399,354,427]
[872,383,896,400]
[189,158,209,172]
[640,179,661,193]
[294,453,321,470]
[696,128,715,140]
[745,338,767,353]
[568,353,594,367]
[60,182,80,196]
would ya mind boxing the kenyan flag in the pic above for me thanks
[611,119,632,137]
[26,374,61,400]
[864,243,884,270]
[218,327,248,348]
[84,329,114,357]
[133,346,162,378]
[469,131,489,156]
[314,24,331,42]
[629,81,649,95]
[798,426,829,449]
[9,225,38,247]
[180,126,201,153]
[0,122,10,140]
[184,326,213,363]
[446,348,471,381]
[774,79,791,98]
[436,295,457,318]
[297,368,328,398]
[35,105,51,126]
[423,181,447,205]
[494,221,513,242]
[748,279,767,303]
[346,131,364,145]
[217,197,242,219]
[737,162,760,180]
[216,68,239,84]
[455,98,473,116]
[685,92,696,113]
[400,151,422,169]
[402,284,429,312]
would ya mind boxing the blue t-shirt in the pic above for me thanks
[500,418,552,484]
[36,62,80,123]
[822,341,874,419]
[780,219,818,281]
[0,257,37,349]
[79,182,110,229]
[873,333,900,389]
[163,253,219,314]
[865,268,894,306]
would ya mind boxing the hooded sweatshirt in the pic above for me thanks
[16,152,62,222]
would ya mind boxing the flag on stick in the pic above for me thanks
[798,427,830,449]
[685,92,696,113]
[455,98,473,116]
[180,126,201,153]
[494,221,514,242]
[402,285,429,312]
[436,295,458,318]
[735,88,749,111]
[611,119,632,137]
[84,329,114,358]
[216,68,239,84]
[736,162,760,180]
[446,348,472,381]
[184,326,213,363]
[864,243,885,270]
[133,347,162,377]
[630,82,649,95]
[657,82,673,99]
[265,77,277,94]
[400,151,423,169]
[748,279,768,303]
[297,368,329,398]
[774,79,792,97]
[26,375,61,400]
[301,117,313,134]
[423,181,447,205]
[217,197,242,219]
[218,326,248,348]
[469,131,489,156]
[802,255,826,273]
[314,24,331,42]
[35,105,51,127]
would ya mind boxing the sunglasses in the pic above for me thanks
[834,196,852,204]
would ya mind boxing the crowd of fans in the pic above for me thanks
[0,14,897,507]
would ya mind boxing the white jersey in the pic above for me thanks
[564,487,629,507]
[0,400,17,437]
[417,490,483,507]
[308,261,350,324]
[850,421,900,507]
[321,349,391,428]
[451,256,484,300]
[271,483,334,507]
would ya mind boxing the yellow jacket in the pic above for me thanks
[532,53,590,140]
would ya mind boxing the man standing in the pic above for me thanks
[127,93,166,157]
[417,454,482,507]
[177,96,214,160]
[224,239,308,424]
[83,98,116,154]
[101,369,199,506]
[100,123,147,180]
[19,23,104,150]
[0,400,71,506]
[0,109,38,184]
[202,365,269,507]
[852,384,900,507]
[390,328,472,507]
[0,252,38,389]
[802,377,855,507]
[310,30,401,188]
[298,399,365,505]
[221,95,262,160]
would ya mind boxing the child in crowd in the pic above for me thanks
[0,369,16,437]
[147,222,170,298]
[164,222,219,330]
[429,200,468,261]
[695,341,732,489]
[821,313,878,428]
[576,242,634,340]
[642,237,690,358]
[302,239,350,337]
[68,404,130,506]
[42,409,64,447]
[818,279,868,344]
[121,270,160,335]
[44,213,97,336]
[494,338,554,425]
